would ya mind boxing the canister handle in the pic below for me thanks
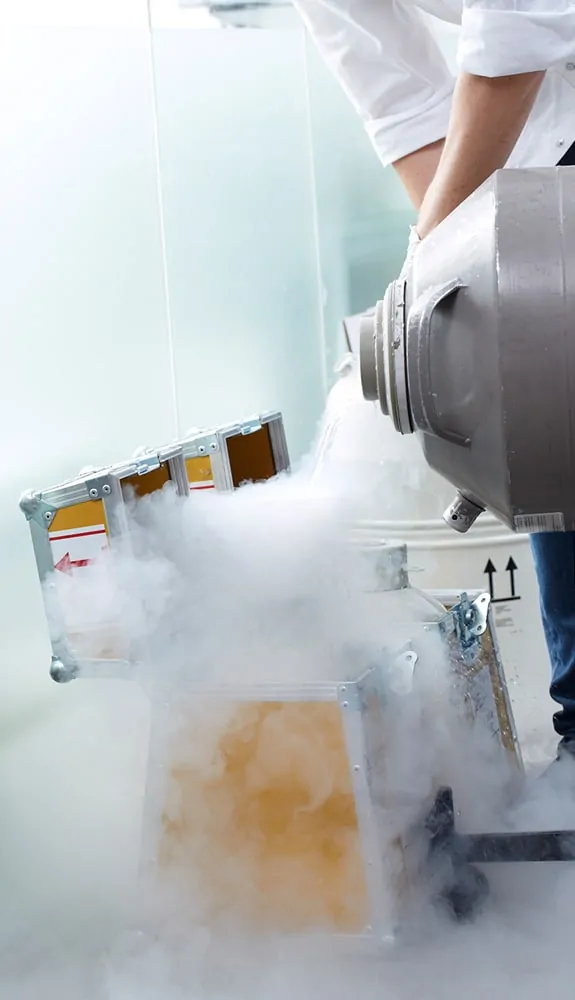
[407,278,469,447]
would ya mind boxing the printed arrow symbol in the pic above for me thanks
[506,556,518,598]
[484,558,496,600]
[54,553,91,574]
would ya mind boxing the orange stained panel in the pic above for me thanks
[67,626,129,662]
[159,700,370,933]
[122,463,171,499]
[226,425,276,488]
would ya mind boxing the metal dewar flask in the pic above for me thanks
[360,167,575,536]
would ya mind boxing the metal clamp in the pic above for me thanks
[439,591,490,663]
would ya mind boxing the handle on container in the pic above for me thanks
[408,278,469,447]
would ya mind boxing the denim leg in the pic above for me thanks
[530,532,575,741]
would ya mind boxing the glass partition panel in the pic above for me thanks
[149,4,328,461]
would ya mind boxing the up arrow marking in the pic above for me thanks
[484,559,496,600]
[506,556,518,598]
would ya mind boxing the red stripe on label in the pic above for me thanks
[49,528,107,542]
[189,484,215,491]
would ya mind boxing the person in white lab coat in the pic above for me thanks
[293,0,575,765]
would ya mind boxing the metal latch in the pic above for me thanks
[240,417,262,436]
[133,452,161,476]
[439,592,490,664]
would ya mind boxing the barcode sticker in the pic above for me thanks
[513,512,565,533]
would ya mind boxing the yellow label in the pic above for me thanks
[159,700,369,933]
[49,499,107,534]
[185,455,215,491]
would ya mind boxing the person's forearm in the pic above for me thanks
[417,70,545,239]
[393,139,445,210]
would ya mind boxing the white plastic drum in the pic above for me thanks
[312,356,552,749]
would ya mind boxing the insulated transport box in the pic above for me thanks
[139,552,521,945]
[20,412,290,682]
[182,411,289,493]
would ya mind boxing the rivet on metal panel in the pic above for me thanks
[338,682,360,710]
[557,138,565,147]
[353,764,361,772]
[86,475,114,500]
[567,62,575,71]
[198,446,206,455]
[209,442,217,452]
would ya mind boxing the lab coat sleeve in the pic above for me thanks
[292,0,454,166]
[459,1,575,76]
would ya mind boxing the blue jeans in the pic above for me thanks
[527,145,575,744]
[530,533,575,742]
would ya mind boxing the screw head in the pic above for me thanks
[198,446,206,455]
[89,488,98,498]
[102,484,111,495]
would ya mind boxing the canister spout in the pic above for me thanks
[443,492,485,533]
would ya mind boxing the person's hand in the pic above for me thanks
[398,225,421,280]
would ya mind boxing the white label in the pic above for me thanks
[513,512,565,533]
[49,524,108,572]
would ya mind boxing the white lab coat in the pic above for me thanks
[293,0,575,168]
